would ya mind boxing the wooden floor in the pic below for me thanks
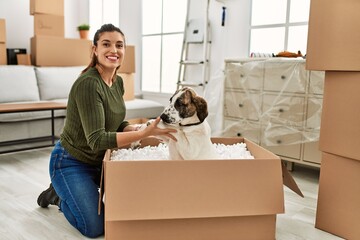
[0,147,344,240]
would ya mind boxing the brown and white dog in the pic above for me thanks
[137,87,219,160]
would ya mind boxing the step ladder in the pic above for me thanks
[177,0,211,91]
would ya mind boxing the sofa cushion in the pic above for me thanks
[125,99,165,119]
[35,66,85,100]
[0,66,40,103]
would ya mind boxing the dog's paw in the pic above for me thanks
[130,123,148,149]
[145,119,156,126]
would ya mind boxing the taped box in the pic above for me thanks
[101,137,303,240]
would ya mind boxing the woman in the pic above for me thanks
[37,23,176,238]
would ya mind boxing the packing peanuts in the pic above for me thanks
[101,137,303,240]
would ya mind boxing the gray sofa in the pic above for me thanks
[0,65,164,147]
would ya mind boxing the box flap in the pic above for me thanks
[104,137,285,221]
[281,163,304,197]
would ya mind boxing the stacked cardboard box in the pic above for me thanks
[0,19,6,65]
[101,137,303,240]
[306,0,360,239]
[118,45,136,101]
[30,0,91,66]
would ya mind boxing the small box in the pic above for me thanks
[102,137,303,240]
[30,0,64,16]
[118,73,134,101]
[16,54,32,66]
[34,14,64,37]
[6,48,27,65]
[316,152,360,239]
[118,45,135,73]
[319,71,360,161]
[31,36,92,66]
[0,43,6,65]
[0,19,6,43]
[306,0,360,71]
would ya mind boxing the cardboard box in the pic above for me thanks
[34,14,64,37]
[31,36,92,66]
[319,71,360,160]
[16,54,32,65]
[118,45,135,73]
[0,43,6,65]
[118,73,135,101]
[102,137,303,240]
[316,152,360,239]
[30,0,64,16]
[306,0,360,71]
[0,19,5,43]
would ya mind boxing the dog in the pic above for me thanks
[136,87,219,160]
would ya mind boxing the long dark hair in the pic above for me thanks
[81,23,126,74]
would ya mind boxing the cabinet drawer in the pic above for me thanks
[260,125,303,159]
[309,71,325,95]
[264,61,307,93]
[303,141,321,164]
[305,97,323,130]
[262,94,305,126]
[224,91,261,120]
[224,62,264,90]
[223,119,261,144]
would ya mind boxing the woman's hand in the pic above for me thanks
[142,117,177,141]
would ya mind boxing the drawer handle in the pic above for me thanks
[239,103,244,108]
[276,139,282,144]
[237,133,242,137]
[281,75,286,80]
[278,108,284,113]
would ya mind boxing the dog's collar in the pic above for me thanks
[179,120,204,127]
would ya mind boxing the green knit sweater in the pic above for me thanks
[60,67,129,166]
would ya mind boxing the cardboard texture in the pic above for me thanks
[319,72,360,161]
[316,152,360,239]
[118,45,135,73]
[0,43,6,65]
[306,0,360,71]
[31,36,92,66]
[16,54,32,66]
[30,0,64,16]
[0,19,5,43]
[118,73,135,101]
[34,14,64,37]
[102,137,303,240]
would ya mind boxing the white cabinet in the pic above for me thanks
[222,58,324,167]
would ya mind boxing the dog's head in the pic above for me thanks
[160,87,208,126]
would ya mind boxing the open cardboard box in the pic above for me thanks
[101,137,303,240]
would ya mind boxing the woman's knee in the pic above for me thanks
[79,216,104,238]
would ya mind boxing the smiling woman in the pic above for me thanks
[36,23,177,238]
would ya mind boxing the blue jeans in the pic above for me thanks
[49,141,104,238]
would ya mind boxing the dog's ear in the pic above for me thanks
[193,95,208,122]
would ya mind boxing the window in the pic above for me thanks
[141,0,188,93]
[89,0,120,40]
[249,0,310,55]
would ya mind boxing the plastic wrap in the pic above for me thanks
[220,58,325,146]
